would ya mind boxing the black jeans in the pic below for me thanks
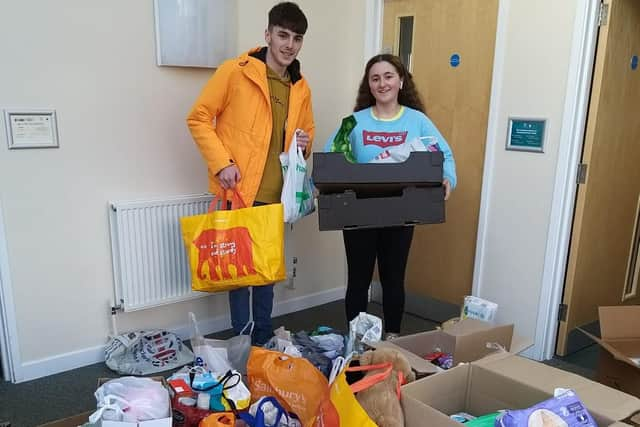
[342,226,414,333]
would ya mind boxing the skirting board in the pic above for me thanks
[17,286,346,383]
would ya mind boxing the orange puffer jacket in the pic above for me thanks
[187,47,315,206]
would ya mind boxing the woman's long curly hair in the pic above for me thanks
[354,54,425,114]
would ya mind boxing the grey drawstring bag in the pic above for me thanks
[105,330,194,375]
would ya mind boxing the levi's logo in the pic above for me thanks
[363,130,408,147]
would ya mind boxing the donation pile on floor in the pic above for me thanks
[62,298,640,427]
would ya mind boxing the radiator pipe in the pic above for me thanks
[111,308,118,337]
[110,300,123,337]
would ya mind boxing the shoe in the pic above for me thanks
[384,332,400,341]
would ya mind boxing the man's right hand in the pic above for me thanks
[217,164,241,189]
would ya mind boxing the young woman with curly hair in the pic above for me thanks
[325,54,457,340]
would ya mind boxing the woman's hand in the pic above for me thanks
[443,179,451,201]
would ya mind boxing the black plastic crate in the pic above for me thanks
[317,186,445,231]
[312,151,444,195]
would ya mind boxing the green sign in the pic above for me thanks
[507,118,546,152]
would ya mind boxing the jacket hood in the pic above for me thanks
[239,47,303,84]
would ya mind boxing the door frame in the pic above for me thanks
[0,199,21,382]
[520,0,601,360]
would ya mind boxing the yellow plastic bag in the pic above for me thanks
[327,358,378,427]
[180,191,286,292]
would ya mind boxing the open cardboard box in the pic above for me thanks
[401,351,640,427]
[580,305,640,398]
[367,318,520,377]
[39,411,94,427]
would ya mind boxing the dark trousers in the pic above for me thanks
[343,226,414,333]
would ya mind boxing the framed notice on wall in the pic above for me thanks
[4,109,59,149]
[506,117,546,153]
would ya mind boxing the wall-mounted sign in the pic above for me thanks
[631,55,638,71]
[4,109,59,149]
[506,117,546,153]
[450,53,461,68]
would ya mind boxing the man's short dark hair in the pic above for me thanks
[268,2,308,35]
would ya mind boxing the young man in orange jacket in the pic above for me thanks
[187,2,314,345]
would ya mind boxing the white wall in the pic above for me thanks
[0,0,367,381]
[0,0,587,381]
[475,0,579,353]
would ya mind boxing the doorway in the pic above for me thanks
[372,0,499,322]
[556,0,640,356]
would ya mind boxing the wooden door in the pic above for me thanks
[378,0,498,320]
[556,0,640,355]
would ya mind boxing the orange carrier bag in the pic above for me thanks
[246,347,340,427]
[198,412,235,427]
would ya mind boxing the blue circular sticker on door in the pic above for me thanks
[450,53,461,68]
[632,55,639,71]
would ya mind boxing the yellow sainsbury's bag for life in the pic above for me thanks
[180,191,286,292]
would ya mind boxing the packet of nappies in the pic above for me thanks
[460,296,498,323]
[496,389,597,427]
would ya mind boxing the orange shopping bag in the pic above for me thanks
[199,412,235,427]
[246,347,340,427]
[180,190,286,292]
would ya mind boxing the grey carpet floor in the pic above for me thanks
[0,300,597,426]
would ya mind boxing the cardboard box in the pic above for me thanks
[317,186,445,231]
[401,352,640,427]
[38,411,93,427]
[581,306,640,398]
[368,318,517,377]
[312,151,444,194]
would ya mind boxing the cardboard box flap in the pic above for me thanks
[510,334,535,354]
[453,324,513,365]
[401,363,470,414]
[366,339,441,376]
[391,330,457,356]
[476,354,589,392]
[402,393,462,427]
[580,328,640,370]
[599,306,640,340]
[571,379,640,422]
[476,354,640,422]
[39,411,93,427]
[442,318,496,335]
[622,410,640,425]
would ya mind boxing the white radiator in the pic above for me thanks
[108,194,214,312]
